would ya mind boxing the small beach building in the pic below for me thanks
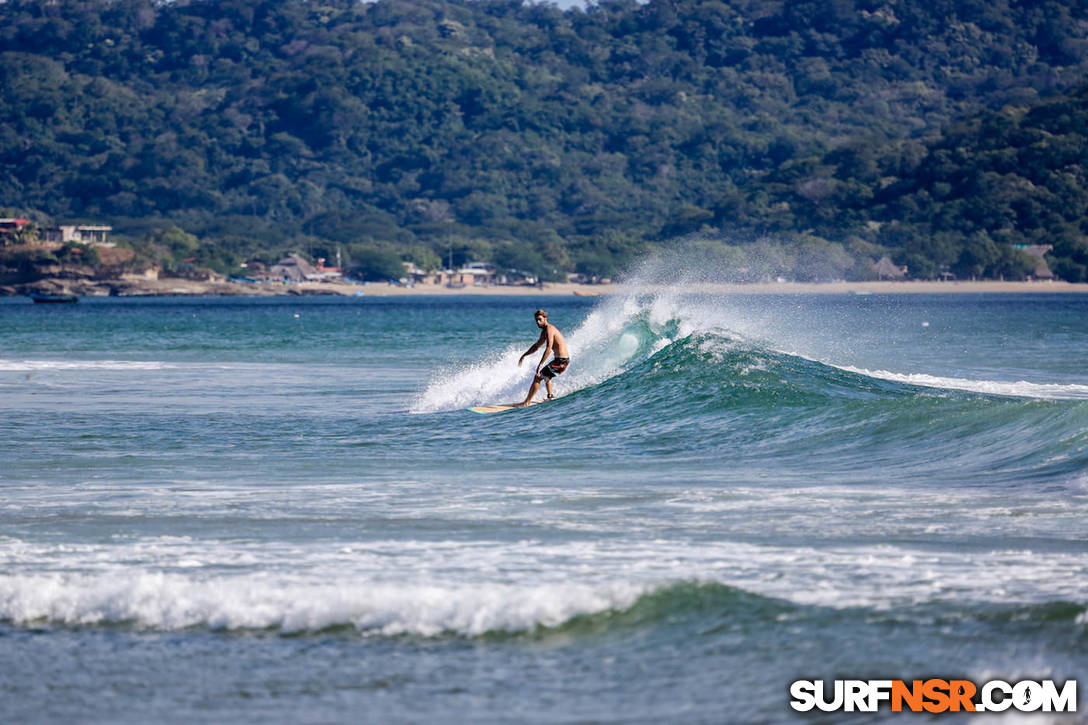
[313,258,344,282]
[42,224,113,246]
[267,253,321,283]
[495,269,538,286]
[434,263,494,286]
[456,262,494,286]
[0,218,30,232]
[402,262,432,285]
[0,218,31,244]
[873,256,907,280]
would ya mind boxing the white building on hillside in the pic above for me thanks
[43,225,114,246]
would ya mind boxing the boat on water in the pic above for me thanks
[30,292,79,304]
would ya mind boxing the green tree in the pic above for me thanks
[954,232,1000,279]
[348,247,406,281]
[3,0,1088,281]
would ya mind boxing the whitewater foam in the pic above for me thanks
[0,572,648,636]
[837,366,1088,400]
[410,281,1088,411]
[411,291,693,412]
[0,359,177,372]
[3,532,1086,635]
[410,288,752,412]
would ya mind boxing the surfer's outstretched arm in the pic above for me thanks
[518,330,547,367]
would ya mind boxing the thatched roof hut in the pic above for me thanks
[268,253,319,282]
[873,256,907,279]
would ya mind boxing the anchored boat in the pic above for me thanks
[30,292,79,304]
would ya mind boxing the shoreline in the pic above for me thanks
[7,277,1088,298]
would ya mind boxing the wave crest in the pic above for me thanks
[413,287,1088,413]
[5,572,1082,639]
[0,573,649,637]
[836,366,1088,400]
[411,293,697,412]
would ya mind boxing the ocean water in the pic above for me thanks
[1,289,1085,723]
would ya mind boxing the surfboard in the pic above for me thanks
[468,399,549,414]
[468,403,521,414]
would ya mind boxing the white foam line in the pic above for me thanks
[837,366,1088,400]
[0,359,177,372]
[0,573,648,636]
[3,533,1086,635]
[0,359,318,373]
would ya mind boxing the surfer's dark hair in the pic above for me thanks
[534,309,547,319]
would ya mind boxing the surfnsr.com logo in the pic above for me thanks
[790,679,1078,713]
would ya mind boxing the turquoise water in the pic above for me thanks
[1,291,1086,723]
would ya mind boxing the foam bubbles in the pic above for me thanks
[837,366,1088,401]
[3,527,1086,636]
[0,572,647,636]
[0,359,176,372]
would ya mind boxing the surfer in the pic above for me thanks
[515,309,569,407]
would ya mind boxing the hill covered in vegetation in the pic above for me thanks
[756,83,1088,281]
[2,0,1088,281]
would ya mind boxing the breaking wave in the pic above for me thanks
[413,287,1088,413]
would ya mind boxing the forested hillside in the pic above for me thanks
[785,84,1088,281]
[3,0,1088,280]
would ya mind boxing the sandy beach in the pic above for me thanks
[12,276,1088,298]
[289,278,1088,296]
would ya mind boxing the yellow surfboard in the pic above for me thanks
[468,403,520,414]
[468,399,549,414]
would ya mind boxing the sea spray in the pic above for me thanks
[415,246,886,413]
[412,277,1088,412]
[411,287,702,412]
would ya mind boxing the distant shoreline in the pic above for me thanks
[345,279,1088,296]
[215,278,1088,296]
[8,277,1088,298]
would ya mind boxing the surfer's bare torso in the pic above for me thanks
[535,323,568,362]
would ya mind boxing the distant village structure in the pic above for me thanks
[246,253,344,283]
[873,256,907,280]
[0,218,31,240]
[43,225,114,246]
[2,216,1067,293]
[1,220,116,247]
[401,262,546,287]
[438,262,497,287]
[871,246,1056,281]
[239,255,547,289]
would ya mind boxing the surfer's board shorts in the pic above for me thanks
[541,357,570,379]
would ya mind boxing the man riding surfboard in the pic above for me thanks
[515,309,569,407]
